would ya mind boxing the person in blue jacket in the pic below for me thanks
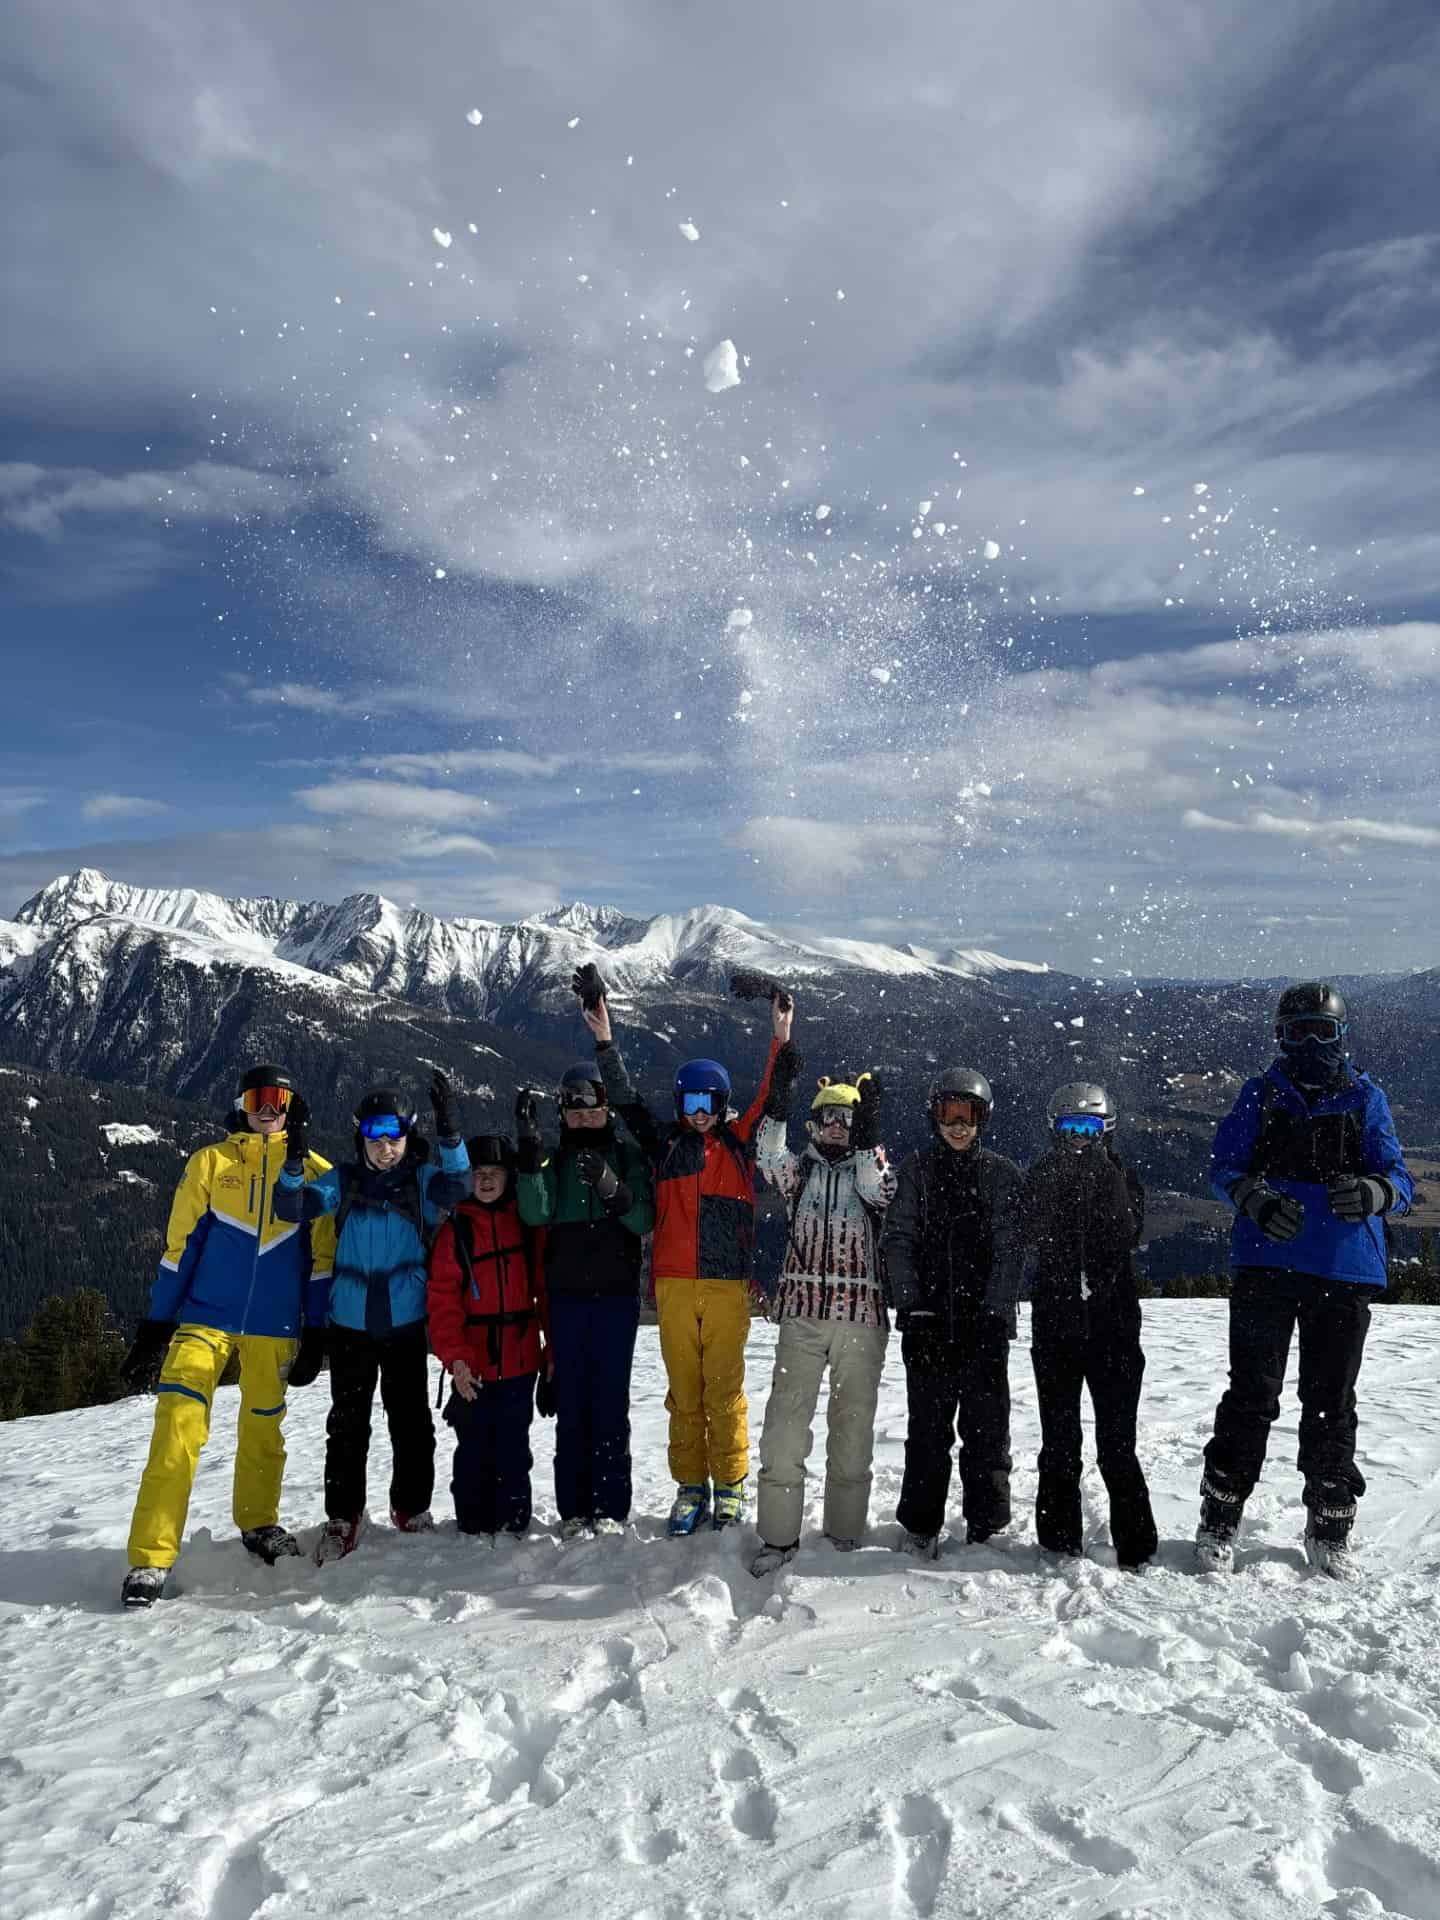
[1195,982,1413,1580]
[274,1073,469,1563]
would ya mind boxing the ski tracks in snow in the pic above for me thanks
[7,1309,1440,1917]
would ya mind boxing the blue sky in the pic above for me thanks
[3,0,1438,977]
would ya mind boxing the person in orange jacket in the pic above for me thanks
[579,966,804,1534]
[426,1134,550,1540]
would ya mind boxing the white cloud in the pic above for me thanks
[293,780,496,830]
[80,794,170,823]
[2,463,304,540]
[1183,809,1440,850]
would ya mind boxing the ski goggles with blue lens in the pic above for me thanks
[681,1089,722,1117]
[1278,1015,1347,1045]
[1054,1113,1106,1140]
[358,1112,414,1141]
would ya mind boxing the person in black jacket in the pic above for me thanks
[1025,1083,1157,1571]
[882,1067,1024,1556]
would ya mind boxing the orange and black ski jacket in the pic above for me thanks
[596,1038,779,1282]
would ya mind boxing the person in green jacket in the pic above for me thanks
[514,1061,655,1539]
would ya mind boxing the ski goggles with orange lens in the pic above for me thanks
[239,1084,294,1115]
[932,1096,983,1127]
[358,1112,414,1141]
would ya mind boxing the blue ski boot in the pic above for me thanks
[667,1483,711,1537]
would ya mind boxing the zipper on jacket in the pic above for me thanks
[238,1135,268,1336]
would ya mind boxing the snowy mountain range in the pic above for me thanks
[4,868,1050,1024]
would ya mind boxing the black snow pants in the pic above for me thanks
[896,1317,1012,1541]
[1203,1266,1371,1518]
[324,1320,436,1522]
[1031,1295,1157,1567]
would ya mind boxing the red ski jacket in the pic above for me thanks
[427,1197,546,1382]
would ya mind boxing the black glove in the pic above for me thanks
[284,1094,311,1165]
[896,1306,941,1334]
[730,969,792,1012]
[762,1040,805,1119]
[1232,1177,1305,1244]
[429,1071,460,1140]
[851,1072,882,1150]
[535,1369,558,1419]
[575,1149,619,1201]
[1328,1176,1393,1222]
[287,1327,326,1389]
[514,1088,541,1142]
[120,1319,177,1391]
[571,963,609,1011]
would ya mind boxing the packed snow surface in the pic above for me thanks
[4,1304,1440,1917]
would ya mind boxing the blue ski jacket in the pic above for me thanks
[275,1138,469,1336]
[1211,1062,1413,1288]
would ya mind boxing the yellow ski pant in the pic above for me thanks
[127,1324,297,1569]
[655,1277,751,1487]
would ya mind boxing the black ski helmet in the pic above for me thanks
[466,1133,516,1171]
[558,1063,607,1110]
[1274,981,1347,1037]
[927,1067,993,1125]
[238,1063,295,1098]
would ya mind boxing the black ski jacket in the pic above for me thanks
[881,1141,1025,1336]
[1024,1141,1143,1337]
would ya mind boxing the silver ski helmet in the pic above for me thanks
[558,1062,607,1110]
[1047,1082,1116,1144]
[927,1067,993,1133]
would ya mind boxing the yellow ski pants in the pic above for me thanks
[127,1324,297,1569]
[654,1277,751,1487]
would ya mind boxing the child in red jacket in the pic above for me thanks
[427,1135,548,1538]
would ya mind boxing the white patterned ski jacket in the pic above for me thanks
[755,1117,896,1328]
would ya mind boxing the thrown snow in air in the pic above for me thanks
[677,221,700,242]
[703,339,742,393]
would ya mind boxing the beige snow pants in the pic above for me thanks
[756,1314,887,1548]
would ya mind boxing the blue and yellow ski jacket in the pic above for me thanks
[149,1129,336,1337]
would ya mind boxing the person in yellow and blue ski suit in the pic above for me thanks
[119,1064,335,1609]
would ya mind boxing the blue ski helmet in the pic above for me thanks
[674,1058,731,1120]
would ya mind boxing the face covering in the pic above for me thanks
[1282,1035,1347,1089]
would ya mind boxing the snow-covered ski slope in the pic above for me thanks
[5,1303,1440,1920]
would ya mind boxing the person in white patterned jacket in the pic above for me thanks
[749,1072,897,1576]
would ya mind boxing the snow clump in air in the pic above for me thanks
[678,221,700,243]
[870,667,892,684]
[703,340,742,393]
[815,504,831,521]
[726,608,754,631]
[466,109,483,126]
[983,539,1001,560]
[432,228,453,249]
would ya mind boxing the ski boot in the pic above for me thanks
[1194,1472,1244,1573]
[750,1541,798,1578]
[592,1517,626,1539]
[121,1566,168,1610]
[1304,1481,1358,1582]
[314,1515,363,1566]
[898,1529,941,1560]
[667,1483,711,1537]
[390,1508,435,1534]
[561,1517,593,1543]
[712,1481,746,1530]
[242,1524,301,1565]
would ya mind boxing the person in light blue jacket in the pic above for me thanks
[275,1073,469,1562]
[1195,983,1413,1580]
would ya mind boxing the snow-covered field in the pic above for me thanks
[5,1303,1440,1920]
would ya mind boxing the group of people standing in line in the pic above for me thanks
[117,969,1412,1608]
